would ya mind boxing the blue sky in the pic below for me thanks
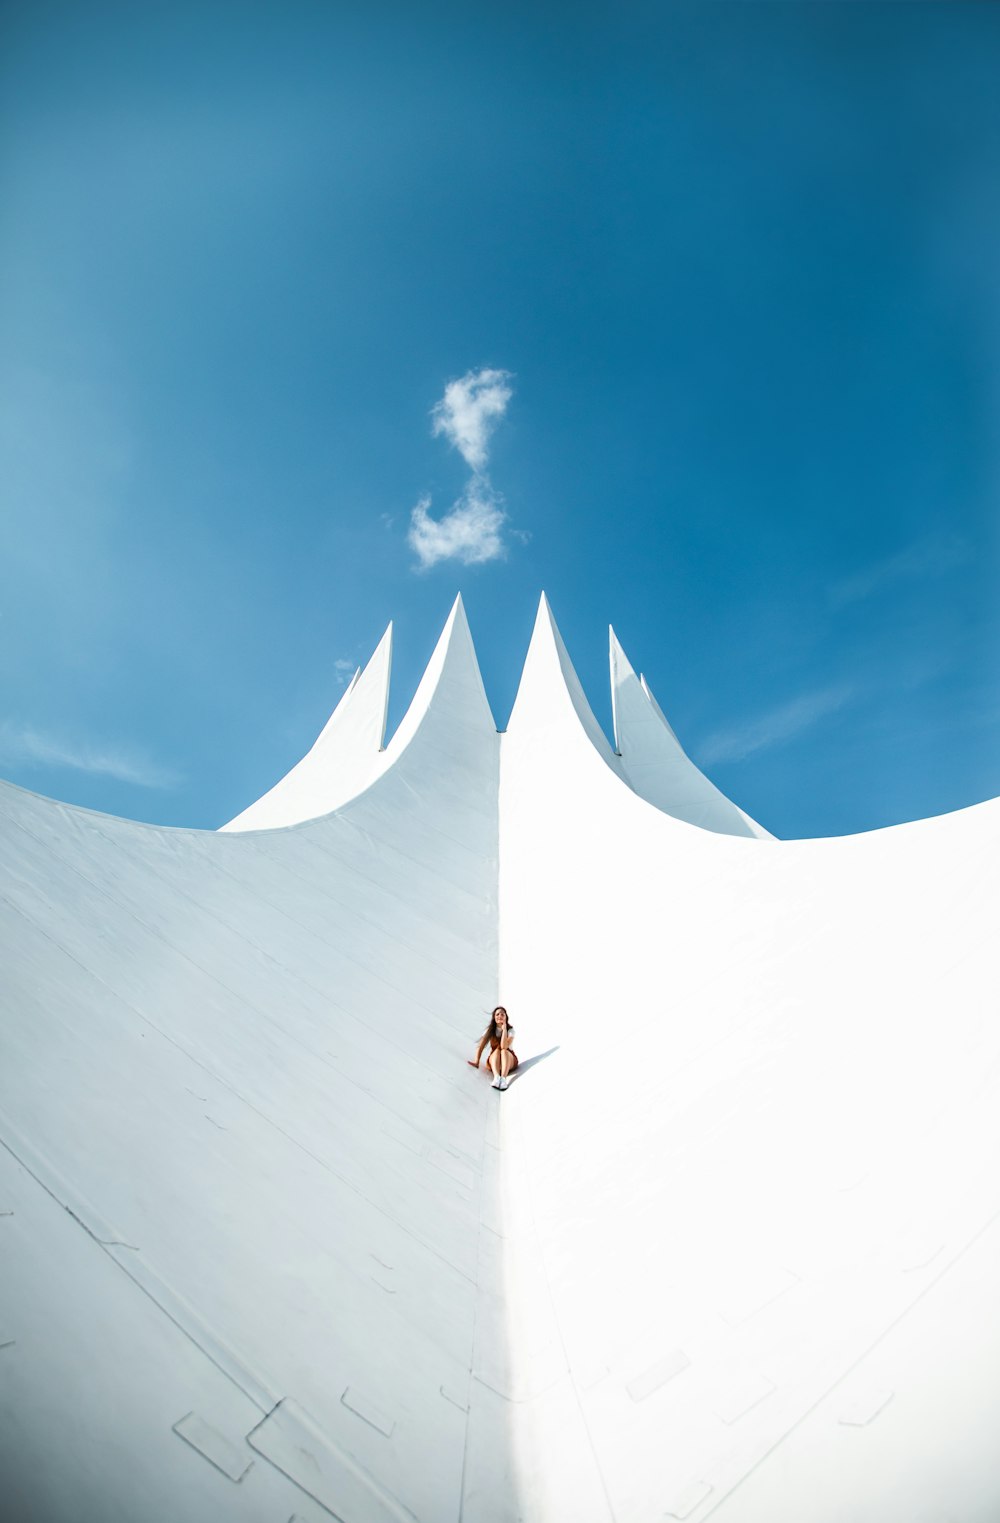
[2,1,998,838]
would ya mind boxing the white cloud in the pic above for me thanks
[431,368,513,471]
[408,481,508,570]
[0,722,180,789]
[403,367,518,569]
[830,533,970,608]
[698,683,854,765]
[333,658,356,686]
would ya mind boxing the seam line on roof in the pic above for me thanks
[698,1203,1000,1521]
[0,886,482,1287]
[0,1113,280,1414]
[3,808,486,1051]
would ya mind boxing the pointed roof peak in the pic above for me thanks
[532,588,567,644]
[383,589,494,756]
[608,624,636,677]
[638,673,672,734]
[508,592,618,767]
[609,626,639,753]
[522,596,587,704]
[611,655,770,838]
[221,617,394,831]
[529,589,556,637]
[447,591,473,635]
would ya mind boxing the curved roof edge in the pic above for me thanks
[221,594,496,834]
[506,595,770,838]
[381,593,496,762]
[220,622,393,832]
[611,628,773,840]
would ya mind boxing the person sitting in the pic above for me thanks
[468,1006,518,1090]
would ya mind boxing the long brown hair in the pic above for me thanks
[483,1005,508,1041]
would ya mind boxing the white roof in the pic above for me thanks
[2,593,997,1522]
[221,620,393,831]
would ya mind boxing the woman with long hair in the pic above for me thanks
[468,1006,518,1090]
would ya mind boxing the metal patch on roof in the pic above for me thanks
[711,1369,776,1425]
[719,1266,798,1326]
[574,1360,610,1391]
[664,1480,713,1519]
[839,1388,894,1427]
[172,1411,253,1482]
[440,1381,470,1412]
[247,1398,408,1523]
[341,1386,396,1438]
[627,1348,691,1402]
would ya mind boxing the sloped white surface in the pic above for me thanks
[498,597,1000,1522]
[610,627,770,838]
[2,592,999,1523]
[0,602,501,1523]
[222,621,393,831]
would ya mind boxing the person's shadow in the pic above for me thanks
[514,1045,559,1078]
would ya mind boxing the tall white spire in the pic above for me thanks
[221,621,393,830]
[222,596,497,831]
[609,625,771,838]
[507,591,623,771]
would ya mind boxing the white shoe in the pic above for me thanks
[498,1076,509,1091]
[491,1076,502,1089]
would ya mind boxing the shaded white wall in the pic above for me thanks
[0,600,500,1523]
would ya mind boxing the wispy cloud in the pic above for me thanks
[829,533,971,609]
[409,480,508,570]
[431,368,513,471]
[0,722,180,789]
[407,367,517,569]
[333,658,356,686]
[698,683,854,765]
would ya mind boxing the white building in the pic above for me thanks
[2,594,997,1522]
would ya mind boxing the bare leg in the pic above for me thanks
[500,1049,512,1077]
[489,1049,502,1079]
